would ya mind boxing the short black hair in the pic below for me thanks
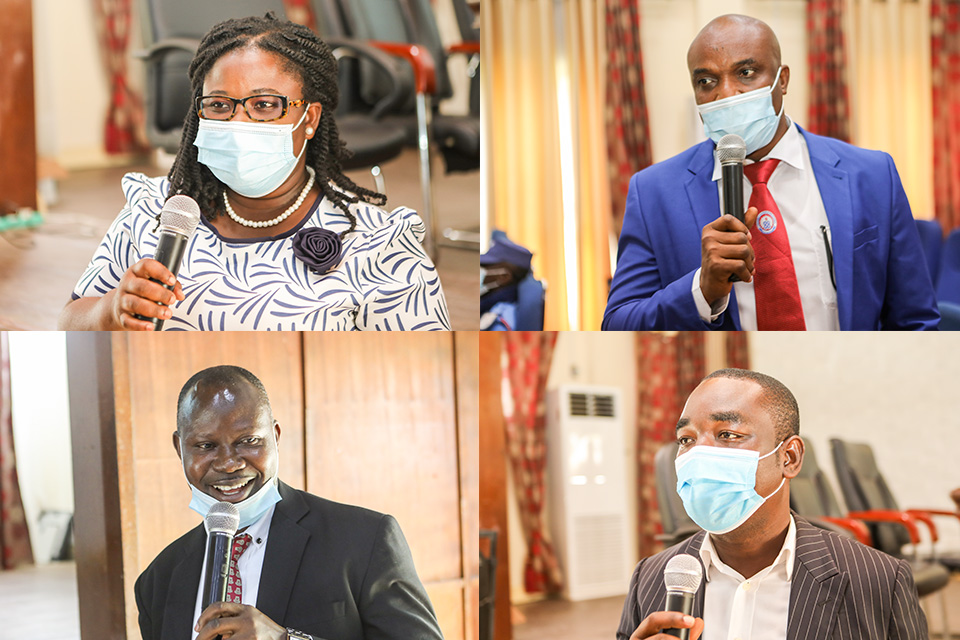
[166,12,386,237]
[702,368,799,441]
[176,365,273,433]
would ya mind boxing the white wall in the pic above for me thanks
[507,332,638,603]
[751,333,960,555]
[8,331,74,564]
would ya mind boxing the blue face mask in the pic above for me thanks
[675,440,785,534]
[697,66,784,156]
[195,106,310,198]
[187,474,282,530]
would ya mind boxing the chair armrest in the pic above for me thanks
[846,510,922,545]
[448,42,480,56]
[905,509,955,543]
[369,40,437,94]
[821,516,873,546]
[907,508,960,522]
[132,37,200,61]
[324,37,412,119]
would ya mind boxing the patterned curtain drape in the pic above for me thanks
[725,333,750,371]
[635,332,705,559]
[932,0,960,232]
[92,0,147,154]
[605,0,653,236]
[806,0,851,142]
[0,333,33,570]
[283,0,317,31]
[501,331,563,594]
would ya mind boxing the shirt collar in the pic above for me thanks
[711,117,806,182]
[237,502,276,542]
[698,514,797,583]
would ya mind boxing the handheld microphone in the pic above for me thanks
[201,501,240,610]
[135,194,201,330]
[663,554,703,639]
[716,134,747,283]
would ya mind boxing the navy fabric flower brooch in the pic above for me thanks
[292,227,343,275]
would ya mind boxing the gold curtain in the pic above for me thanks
[485,0,612,330]
[845,0,933,219]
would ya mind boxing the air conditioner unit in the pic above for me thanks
[546,385,632,601]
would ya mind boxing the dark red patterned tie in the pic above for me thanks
[744,159,806,330]
[225,533,252,604]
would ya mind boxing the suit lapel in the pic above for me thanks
[256,482,311,624]
[801,127,854,330]
[788,517,847,640]
[684,142,742,328]
[162,526,206,640]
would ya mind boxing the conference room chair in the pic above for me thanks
[332,0,481,254]
[136,0,409,191]
[939,300,960,331]
[790,442,951,600]
[937,227,960,306]
[450,0,480,117]
[479,529,498,640]
[915,218,944,290]
[831,438,958,637]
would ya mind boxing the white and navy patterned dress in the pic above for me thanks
[72,173,450,330]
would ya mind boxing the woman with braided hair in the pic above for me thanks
[59,12,449,331]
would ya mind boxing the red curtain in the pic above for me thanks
[501,331,563,594]
[0,333,33,570]
[932,0,960,232]
[806,0,851,142]
[635,332,705,559]
[605,0,653,236]
[725,333,751,370]
[283,0,318,31]
[92,0,147,154]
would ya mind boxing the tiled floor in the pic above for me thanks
[513,575,960,640]
[0,562,79,640]
[0,147,479,330]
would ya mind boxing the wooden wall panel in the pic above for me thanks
[479,333,511,640]
[455,332,480,640]
[0,0,37,209]
[113,333,305,579]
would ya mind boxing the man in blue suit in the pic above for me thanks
[602,15,939,331]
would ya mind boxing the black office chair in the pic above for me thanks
[450,0,480,118]
[334,0,481,254]
[831,438,956,636]
[479,529,498,640]
[653,442,701,547]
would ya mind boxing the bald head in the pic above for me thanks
[688,15,781,72]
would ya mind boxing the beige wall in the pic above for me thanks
[751,333,960,555]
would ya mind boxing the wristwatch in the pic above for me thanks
[286,628,313,640]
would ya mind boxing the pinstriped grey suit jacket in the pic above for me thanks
[616,515,928,639]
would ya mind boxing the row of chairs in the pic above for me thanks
[915,219,960,329]
[656,438,959,637]
[136,0,480,256]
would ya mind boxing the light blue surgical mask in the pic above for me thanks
[187,474,282,530]
[697,66,784,156]
[194,106,311,198]
[675,440,785,534]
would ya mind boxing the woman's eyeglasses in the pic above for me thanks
[196,94,307,122]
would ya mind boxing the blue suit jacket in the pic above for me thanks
[602,126,939,330]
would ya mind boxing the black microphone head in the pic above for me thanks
[204,501,240,536]
[159,195,201,237]
[716,134,747,166]
[664,554,703,594]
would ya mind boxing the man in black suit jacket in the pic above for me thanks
[135,365,443,640]
[618,369,927,640]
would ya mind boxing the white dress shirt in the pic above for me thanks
[693,119,840,330]
[191,504,276,640]
[698,515,796,640]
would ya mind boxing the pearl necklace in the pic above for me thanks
[223,167,316,229]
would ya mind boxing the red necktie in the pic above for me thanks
[744,159,806,330]
[225,533,252,604]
